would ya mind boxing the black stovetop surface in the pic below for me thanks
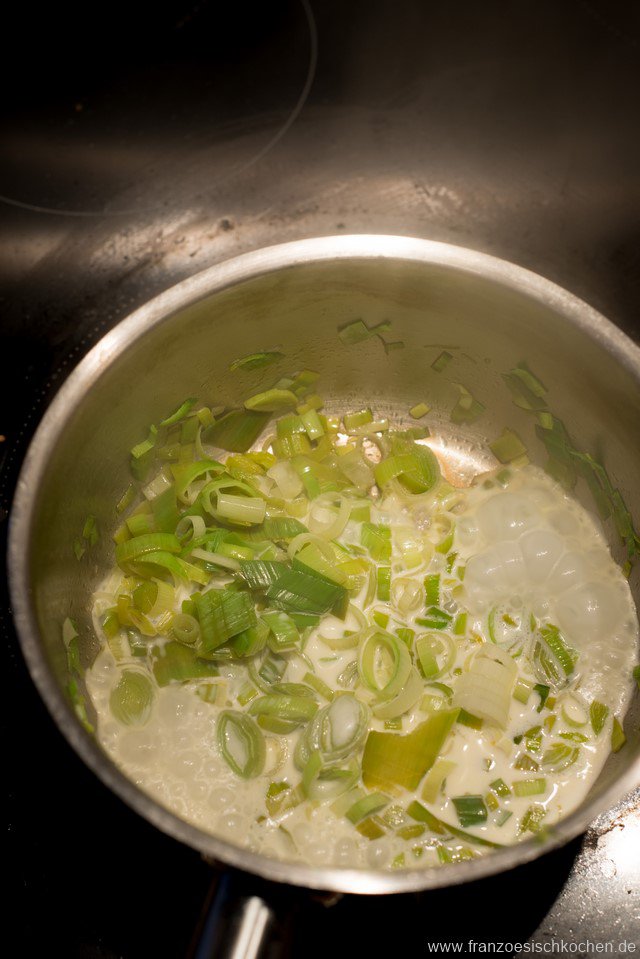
[3,1,639,955]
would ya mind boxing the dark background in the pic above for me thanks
[3,1,639,955]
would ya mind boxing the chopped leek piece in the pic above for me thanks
[453,646,517,729]
[110,670,154,726]
[416,633,455,680]
[523,724,543,752]
[356,816,387,840]
[126,513,155,537]
[450,385,485,425]
[375,444,440,495]
[196,681,225,705]
[236,682,259,707]
[406,801,502,849]
[409,402,430,419]
[561,694,589,727]
[302,751,359,801]
[529,624,577,689]
[265,780,303,816]
[102,610,120,639]
[590,700,609,736]
[151,486,180,533]
[67,678,94,733]
[537,411,554,429]
[130,424,158,480]
[151,642,219,686]
[82,514,99,545]
[358,627,413,700]
[170,459,224,501]
[453,612,467,636]
[495,810,513,828]
[518,804,546,835]
[424,574,440,607]
[514,754,539,772]
[457,709,483,729]
[337,660,358,688]
[534,683,550,712]
[421,758,456,803]
[116,532,181,566]
[512,778,547,797]
[559,731,588,743]
[377,566,391,601]
[218,710,265,779]
[249,694,318,727]
[372,667,423,720]
[380,338,404,353]
[431,351,453,372]
[513,753,540,773]
[229,621,269,658]
[361,523,392,562]
[195,589,257,654]
[257,516,309,541]
[395,627,415,647]
[230,351,284,371]
[245,388,298,412]
[344,408,373,430]
[266,567,347,616]
[362,709,458,793]
[216,492,266,525]
[205,409,271,453]
[262,611,300,651]
[490,428,527,464]
[160,397,197,426]
[611,717,626,753]
[293,542,347,586]
[503,365,548,411]
[240,560,289,590]
[300,408,325,441]
[397,824,424,841]
[513,679,532,704]
[171,613,200,646]
[541,743,579,772]
[248,650,288,692]
[416,607,452,630]
[295,694,369,770]
[489,778,511,798]
[345,792,390,824]
[338,319,373,344]
[302,671,334,701]
[452,795,488,827]
[116,484,136,514]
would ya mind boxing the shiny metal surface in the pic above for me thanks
[9,235,640,897]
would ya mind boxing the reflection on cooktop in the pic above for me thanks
[0,0,316,216]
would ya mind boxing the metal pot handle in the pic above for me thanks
[189,869,275,959]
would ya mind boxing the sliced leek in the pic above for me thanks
[86,370,637,875]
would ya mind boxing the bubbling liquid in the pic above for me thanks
[86,465,638,869]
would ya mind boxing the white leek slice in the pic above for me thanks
[372,667,424,720]
[453,646,517,728]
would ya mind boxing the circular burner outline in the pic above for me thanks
[0,0,317,218]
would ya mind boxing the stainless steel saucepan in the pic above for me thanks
[8,236,640,952]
